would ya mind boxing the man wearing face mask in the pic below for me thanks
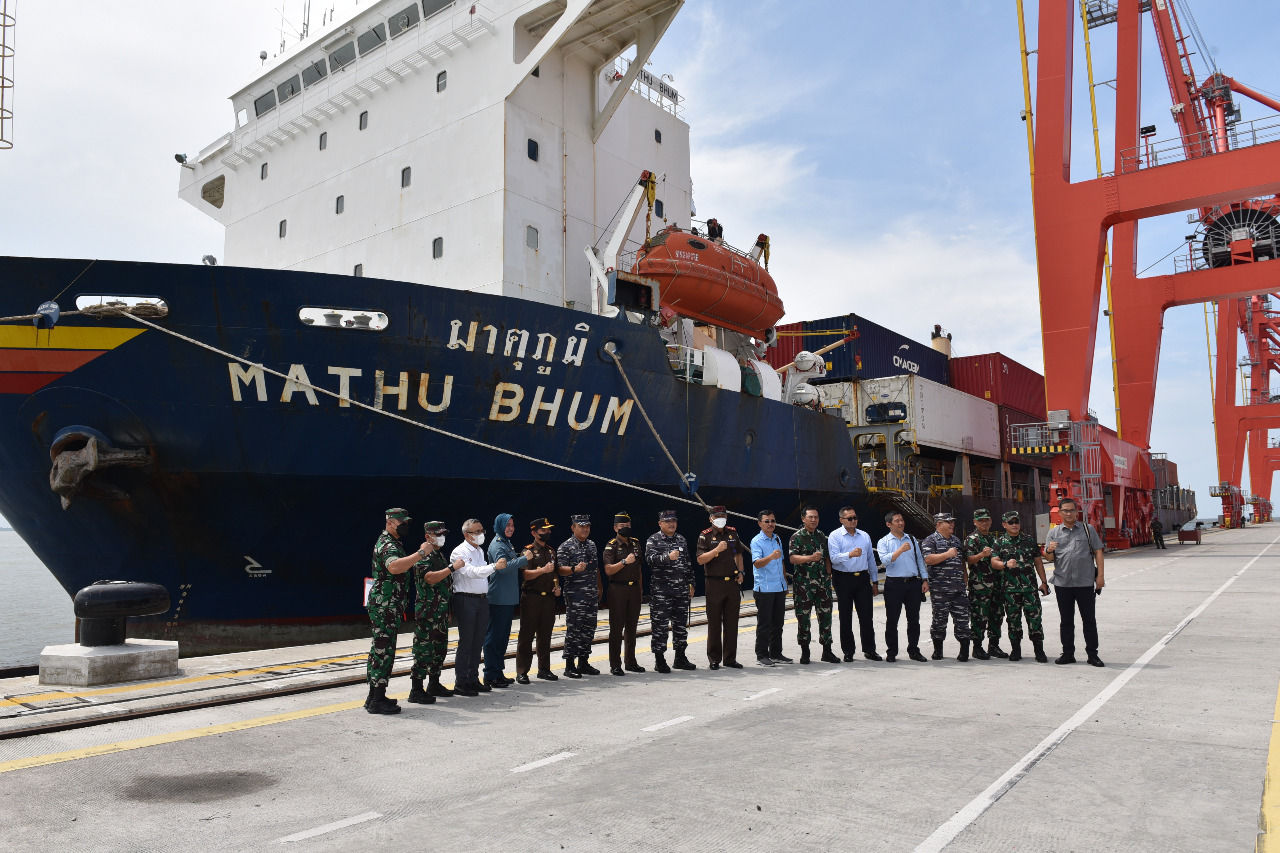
[449,518,507,697]
[603,512,645,676]
[409,521,465,703]
[366,508,435,714]
[515,518,560,684]
[696,506,745,670]
[484,514,531,689]
[557,515,602,678]
[645,509,696,673]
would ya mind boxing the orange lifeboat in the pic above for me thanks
[632,226,785,339]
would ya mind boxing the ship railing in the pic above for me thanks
[666,345,704,384]
[611,56,683,119]
[1118,113,1280,174]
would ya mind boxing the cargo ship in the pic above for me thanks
[0,0,1194,655]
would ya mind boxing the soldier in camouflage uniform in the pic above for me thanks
[921,512,972,661]
[557,514,601,678]
[645,509,696,673]
[963,508,1006,661]
[788,508,839,665]
[409,520,464,702]
[992,510,1050,662]
[366,508,433,715]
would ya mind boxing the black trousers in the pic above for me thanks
[705,577,742,665]
[1054,585,1099,657]
[1153,533,1166,549]
[516,592,557,675]
[753,590,786,659]
[831,570,877,655]
[607,582,642,667]
[883,577,924,656]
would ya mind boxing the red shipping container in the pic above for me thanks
[997,406,1051,464]
[1151,457,1179,489]
[763,321,805,370]
[950,353,1047,421]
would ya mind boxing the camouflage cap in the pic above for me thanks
[659,509,678,521]
[933,512,954,523]
[423,520,448,533]
[385,508,411,521]
[973,508,991,520]
[1003,511,1021,523]
[571,514,591,526]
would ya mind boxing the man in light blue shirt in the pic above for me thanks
[750,509,791,667]
[875,510,930,663]
[829,506,881,661]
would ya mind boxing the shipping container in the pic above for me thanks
[1152,456,1180,489]
[857,374,1000,458]
[949,353,1047,420]
[997,405,1049,464]
[761,313,948,386]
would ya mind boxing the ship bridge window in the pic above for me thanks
[301,59,328,88]
[389,4,421,38]
[253,90,277,117]
[358,23,387,56]
[423,0,454,21]
[328,41,356,72]
[277,75,301,104]
[298,307,388,330]
[436,70,447,92]
[527,139,539,161]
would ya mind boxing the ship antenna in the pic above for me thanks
[0,0,13,150]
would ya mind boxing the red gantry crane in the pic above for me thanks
[1013,0,1280,542]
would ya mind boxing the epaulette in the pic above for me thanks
[701,527,714,535]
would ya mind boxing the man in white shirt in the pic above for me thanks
[828,506,881,661]
[449,518,507,697]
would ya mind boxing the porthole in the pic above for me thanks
[526,225,539,250]
[687,239,707,250]
[432,237,444,259]
[299,307,388,330]
[745,429,756,447]
[335,195,345,214]
[436,70,447,93]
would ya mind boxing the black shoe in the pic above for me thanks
[1055,653,1076,665]
[973,643,990,661]
[365,686,402,715]
[799,645,811,665]
[427,676,454,698]
[709,662,720,670]
[453,682,479,697]
[864,651,883,661]
[723,660,743,669]
[820,644,840,664]
[1033,640,1048,663]
[564,658,582,679]
[407,678,436,705]
[908,649,928,662]
[1008,640,1022,662]
[771,654,794,664]
[496,674,515,686]
[958,640,970,662]
[1087,655,1105,667]
[757,656,776,667]
[988,641,1009,659]
[483,678,509,689]
[673,651,697,671]
[655,653,671,674]
[843,652,854,662]
[577,657,601,676]
[611,666,625,676]
[625,662,646,673]
[536,670,559,681]
[931,640,944,660]
[475,680,492,693]
[516,673,531,685]
[885,653,897,662]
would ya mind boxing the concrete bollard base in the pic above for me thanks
[38,640,180,686]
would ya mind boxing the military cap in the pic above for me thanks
[423,520,448,534]
[1002,511,1021,523]
[709,505,727,516]
[659,509,678,521]
[613,512,631,525]
[529,517,554,530]
[571,514,591,525]
[973,508,991,520]
[385,508,411,521]
[933,512,955,523]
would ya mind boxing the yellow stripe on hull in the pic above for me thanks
[0,326,145,350]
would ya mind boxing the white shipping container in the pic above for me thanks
[817,382,861,424]
[857,374,1000,458]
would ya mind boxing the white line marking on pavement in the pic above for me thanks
[914,534,1279,853]
[745,688,782,700]
[642,715,694,732]
[277,812,382,843]
[511,752,576,773]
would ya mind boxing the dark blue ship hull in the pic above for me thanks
[0,257,868,654]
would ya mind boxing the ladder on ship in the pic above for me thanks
[863,460,952,536]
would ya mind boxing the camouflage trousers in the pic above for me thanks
[367,604,404,688]
[968,580,1005,643]
[929,569,972,642]
[562,586,599,658]
[649,586,690,655]
[411,594,451,679]
[793,577,833,647]
[1004,580,1044,641]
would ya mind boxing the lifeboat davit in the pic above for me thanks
[632,227,785,339]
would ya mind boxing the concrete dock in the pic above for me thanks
[1,526,1278,852]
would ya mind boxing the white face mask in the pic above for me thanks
[712,517,727,529]
[434,536,446,547]
[469,531,485,546]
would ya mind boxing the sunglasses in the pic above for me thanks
[841,516,858,522]
[761,520,776,525]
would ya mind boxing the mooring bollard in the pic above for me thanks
[39,580,179,686]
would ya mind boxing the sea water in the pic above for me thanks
[0,529,74,668]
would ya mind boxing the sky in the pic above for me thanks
[1,0,1278,515]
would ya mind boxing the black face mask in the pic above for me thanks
[396,521,412,539]
[617,526,631,538]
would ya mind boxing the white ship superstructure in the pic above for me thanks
[178,0,688,309]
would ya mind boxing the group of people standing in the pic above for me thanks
[361,498,1107,715]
